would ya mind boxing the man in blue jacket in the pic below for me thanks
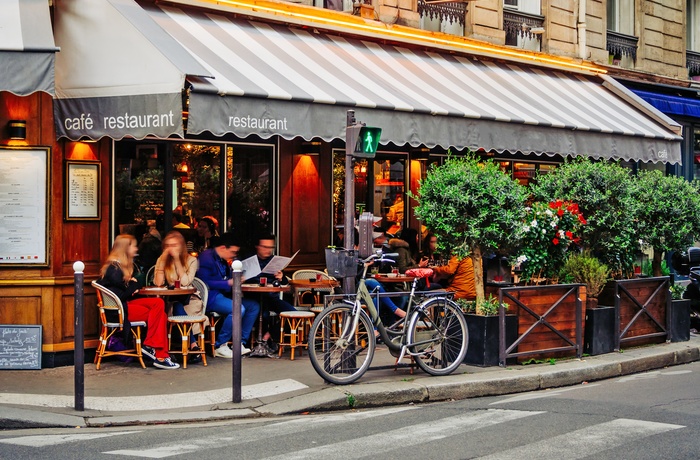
[196,232,260,358]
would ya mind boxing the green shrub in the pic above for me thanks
[559,250,609,298]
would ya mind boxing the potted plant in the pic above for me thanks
[559,250,614,355]
[413,154,527,305]
[457,297,518,366]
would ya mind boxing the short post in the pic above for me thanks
[73,261,85,411]
[231,260,243,403]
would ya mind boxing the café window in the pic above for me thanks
[689,0,700,51]
[498,160,557,186]
[333,151,407,237]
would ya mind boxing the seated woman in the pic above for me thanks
[98,234,179,370]
[153,231,205,362]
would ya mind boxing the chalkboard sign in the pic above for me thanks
[0,325,42,370]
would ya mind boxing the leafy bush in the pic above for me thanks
[531,159,636,277]
[559,250,609,298]
[670,283,687,301]
[456,296,507,316]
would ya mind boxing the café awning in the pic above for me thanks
[631,89,700,119]
[0,0,59,96]
[54,0,682,164]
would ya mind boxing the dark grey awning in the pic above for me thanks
[0,0,58,95]
[54,0,682,163]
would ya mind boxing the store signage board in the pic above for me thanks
[0,325,42,370]
[0,147,49,266]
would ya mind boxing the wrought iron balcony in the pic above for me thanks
[606,30,638,61]
[418,0,467,26]
[687,50,700,76]
[503,9,545,41]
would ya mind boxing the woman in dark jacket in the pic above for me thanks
[99,234,179,370]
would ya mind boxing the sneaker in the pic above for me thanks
[153,357,180,370]
[187,344,202,364]
[241,344,252,356]
[216,343,233,358]
[141,345,156,361]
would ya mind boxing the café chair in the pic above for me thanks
[191,277,218,357]
[167,278,209,368]
[291,270,337,311]
[145,266,156,286]
[92,280,147,370]
[278,310,315,360]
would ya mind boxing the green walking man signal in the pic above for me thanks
[346,124,382,158]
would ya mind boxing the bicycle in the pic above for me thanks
[308,250,468,385]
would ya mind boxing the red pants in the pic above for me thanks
[127,297,169,359]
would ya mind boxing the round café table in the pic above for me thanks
[241,283,291,358]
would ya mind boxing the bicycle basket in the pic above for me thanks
[325,248,359,278]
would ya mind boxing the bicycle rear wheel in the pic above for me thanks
[308,303,375,385]
[407,297,468,376]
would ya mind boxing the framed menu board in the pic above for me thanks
[65,160,101,221]
[0,147,49,266]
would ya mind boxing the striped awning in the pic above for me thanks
[0,0,59,95]
[53,0,682,163]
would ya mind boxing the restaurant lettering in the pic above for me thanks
[228,115,287,131]
[62,111,176,132]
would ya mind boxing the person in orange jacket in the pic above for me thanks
[431,255,477,301]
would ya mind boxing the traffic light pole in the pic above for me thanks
[343,110,356,294]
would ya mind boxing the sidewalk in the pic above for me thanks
[1,336,699,429]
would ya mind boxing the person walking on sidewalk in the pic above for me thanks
[196,232,260,358]
[98,234,180,370]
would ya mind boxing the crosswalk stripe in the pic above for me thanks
[104,406,418,458]
[475,418,685,459]
[0,431,138,447]
[259,409,544,460]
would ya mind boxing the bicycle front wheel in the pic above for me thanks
[308,303,376,385]
[407,297,468,376]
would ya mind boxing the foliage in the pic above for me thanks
[456,296,507,316]
[641,259,669,277]
[670,283,687,301]
[516,200,586,283]
[531,159,637,277]
[413,154,528,300]
[631,170,700,276]
[559,250,610,298]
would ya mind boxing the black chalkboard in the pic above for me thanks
[0,325,42,370]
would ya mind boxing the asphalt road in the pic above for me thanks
[1,361,699,459]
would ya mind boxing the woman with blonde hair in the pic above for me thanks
[98,234,179,370]
[154,231,206,361]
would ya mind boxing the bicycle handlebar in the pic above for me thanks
[361,252,398,264]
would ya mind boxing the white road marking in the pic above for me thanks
[490,383,601,405]
[259,409,544,460]
[476,418,684,459]
[0,379,307,411]
[0,431,137,447]
[104,406,419,458]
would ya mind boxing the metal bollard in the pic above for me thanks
[73,261,85,411]
[231,260,243,403]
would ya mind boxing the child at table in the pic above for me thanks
[154,231,205,362]
[98,234,179,370]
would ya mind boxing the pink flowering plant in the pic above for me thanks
[515,200,586,283]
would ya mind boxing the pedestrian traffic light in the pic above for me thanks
[346,124,381,158]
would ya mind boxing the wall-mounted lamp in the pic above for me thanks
[8,120,26,140]
[301,141,322,155]
[411,147,431,161]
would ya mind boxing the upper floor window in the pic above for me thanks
[503,0,542,51]
[418,0,466,36]
[689,0,700,51]
[607,0,635,35]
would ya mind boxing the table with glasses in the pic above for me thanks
[241,283,291,358]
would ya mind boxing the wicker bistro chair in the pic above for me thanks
[92,280,147,370]
[167,277,209,368]
[291,270,338,311]
[191,277,218,357]
[145,266,156,286]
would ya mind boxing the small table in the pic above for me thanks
[139,286,196,297]
[372,275,416,284]
[289,279,340,311]
[241,283,291,358]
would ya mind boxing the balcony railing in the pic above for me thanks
[417,0,466,26]
[688,50,700,76]
[606,30,638,61]
[503,9,544,41]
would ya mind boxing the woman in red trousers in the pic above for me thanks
[98,234,179,370]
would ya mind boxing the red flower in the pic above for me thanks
[557,209,564,216]
[567,203,579,214]
[578,214,587,224]
[549,200,563,209]
[573,237,581,244]
[565,231,573,238]
[552,238,560,245]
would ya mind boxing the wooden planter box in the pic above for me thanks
[464,313,517,367]
[498,284,584,365]
[598,277,670,348]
